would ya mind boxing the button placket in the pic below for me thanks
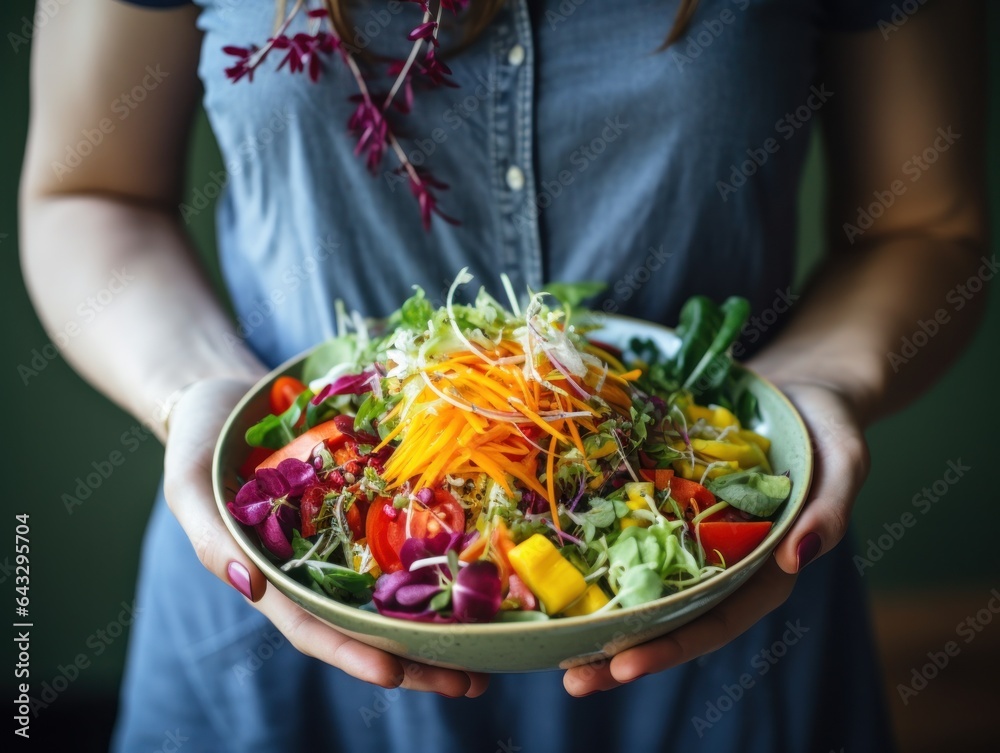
[509,0,544,291]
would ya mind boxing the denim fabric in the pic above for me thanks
[113,2,900,751]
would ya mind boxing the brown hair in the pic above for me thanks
[276,0,702,52]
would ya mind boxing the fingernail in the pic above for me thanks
[796,533,822,571]
[227,561,255,600]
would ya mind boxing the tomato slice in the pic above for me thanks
[364,488,468,573]
[269,376,308,415]
[696,521,772,567]
[344,498,368,540]
[668,476,716,509]
[299,485,327,538]
[407,488,466,539]
[366,498,405,573]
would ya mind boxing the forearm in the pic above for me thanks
[750,235,990,426]
[20,194,265,437]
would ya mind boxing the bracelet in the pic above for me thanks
[156,382,199,438]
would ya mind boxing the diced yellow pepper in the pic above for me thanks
[620,497,651,529]
[624,481,654,502]
[562,583,611,616]
[507,534,588,615]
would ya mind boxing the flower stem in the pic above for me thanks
[381,2,438,112]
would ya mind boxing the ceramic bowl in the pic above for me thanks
[212,315,812,672]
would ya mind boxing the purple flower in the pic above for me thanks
[372,532,500,623]
[228,458,318,558]
[418,49,458,88]
[311,370,377,405]
[407,20,438,43]
[347,96,389,172]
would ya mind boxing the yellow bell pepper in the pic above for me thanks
[685,404,739,429]
[619,497,650,529]
[562,583,611,616]
[690,438,758,466]
[738,429,771,453]
[672,457,739,481]
[507,534,588,615]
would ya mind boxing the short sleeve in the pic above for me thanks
[819,0,910,32]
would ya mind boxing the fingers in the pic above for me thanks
[164,378,492,696]
[772,384,871,574]
[256,586,486,696]
[163,379,270,601]
[562,559,796,696]
[563,661,622,697]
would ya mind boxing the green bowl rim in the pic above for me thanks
[212,314,813,636]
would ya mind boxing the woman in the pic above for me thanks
[19,0,987,750]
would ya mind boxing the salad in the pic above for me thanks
[227,271,792,624]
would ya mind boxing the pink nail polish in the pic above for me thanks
[796,533,821,571]
[227,561,254,600]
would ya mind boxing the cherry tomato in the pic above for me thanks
[269,376,308,415]
[696,521,772,567]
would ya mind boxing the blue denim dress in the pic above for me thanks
[113,1,898,750]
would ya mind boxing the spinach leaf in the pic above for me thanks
[706,470,791,517]
[245,389,314,449]
[682,297,751,391]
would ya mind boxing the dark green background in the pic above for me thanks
[1,0,997,743]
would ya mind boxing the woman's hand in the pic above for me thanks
[163,376,489,698]
[562,378,870,696]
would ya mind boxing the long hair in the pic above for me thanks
[275,1,702,51]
